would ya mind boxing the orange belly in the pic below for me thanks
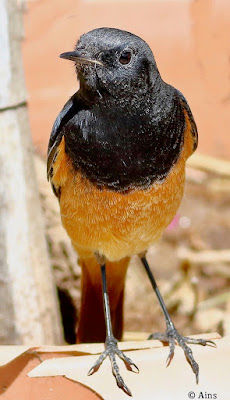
[51,113,194,262]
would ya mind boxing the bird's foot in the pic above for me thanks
[148,324,215,383]
[88,335,139,396]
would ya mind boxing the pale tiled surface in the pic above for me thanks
[0,334,228,400]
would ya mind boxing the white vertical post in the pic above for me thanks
[0,0,63,345]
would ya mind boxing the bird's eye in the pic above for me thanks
[119,51,132,65]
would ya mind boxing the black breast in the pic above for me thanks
[63,93,185,191]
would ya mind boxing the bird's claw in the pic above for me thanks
[148,326,215,383]
[88,336,138,396]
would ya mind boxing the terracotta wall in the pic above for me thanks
[22,0,230,159]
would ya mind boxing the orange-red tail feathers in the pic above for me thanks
[77,255,130,343]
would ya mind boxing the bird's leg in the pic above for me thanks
[140,256,215,383]
[88,263,138,396]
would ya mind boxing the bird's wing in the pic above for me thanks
[47,93,79,180]
[176,89,198,153]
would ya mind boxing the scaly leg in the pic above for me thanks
[88,264,138,396]
[140,256,215,383]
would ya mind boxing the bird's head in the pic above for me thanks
[60,27,161,104]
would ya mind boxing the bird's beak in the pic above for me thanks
[60,51,103,66]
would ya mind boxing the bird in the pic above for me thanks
[47,27,214,396]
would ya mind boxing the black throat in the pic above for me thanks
[63,82,185,192]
